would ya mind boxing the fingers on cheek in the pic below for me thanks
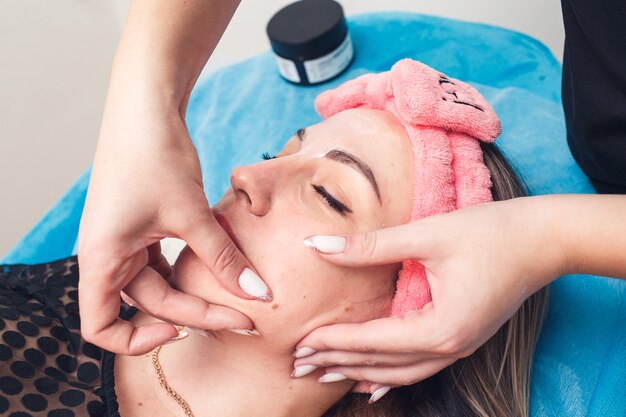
[332,365,419,386]
[297,328,340,353]
[296,352,372,369]
[294,352,346,368]
[294,351,425,369]
[327,358,454,386]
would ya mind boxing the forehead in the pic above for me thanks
[303,109,410,158]
[309,109,409,146]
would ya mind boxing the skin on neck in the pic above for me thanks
[115,310,353,417]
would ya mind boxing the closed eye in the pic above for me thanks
[312,184,352,216]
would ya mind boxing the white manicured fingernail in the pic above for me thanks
[368,386,391,404]
[293,346,316,358]
[164,330,189,345]
[318,373,347,383]
[303,235,346,254]
[291,364,317,378]
[228,328,261,336]
[238,268,272,301]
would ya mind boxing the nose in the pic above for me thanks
[230,163,275,216]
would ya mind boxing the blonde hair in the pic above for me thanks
[324,142,549,417]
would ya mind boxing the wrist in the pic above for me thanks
[537,195,579,278]
[106,31,199,115]
[516,196,569,287]
[101,68,185,132]
[106,58,189,114]
[105,0,241,118]
[97,83,190,149]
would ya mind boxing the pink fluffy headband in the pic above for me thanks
[314,59,502,316]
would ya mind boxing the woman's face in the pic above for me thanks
[171,108,414,350]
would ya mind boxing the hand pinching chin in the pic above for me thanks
[78,119,271,356]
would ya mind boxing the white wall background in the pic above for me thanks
[0,0,564,257]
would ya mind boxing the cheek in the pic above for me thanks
[255,256,397,344]
[247,232,348,334]
[326,266,397,323]
[171,209,399,348]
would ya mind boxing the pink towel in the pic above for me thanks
[315,59,501,316]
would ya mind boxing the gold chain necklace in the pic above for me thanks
[151,327,195,417]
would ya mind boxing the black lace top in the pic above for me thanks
[0,256,133,417]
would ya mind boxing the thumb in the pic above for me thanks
[178,211,272,301]
[304,221,435,267]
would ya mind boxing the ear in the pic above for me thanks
[390,59,501,142]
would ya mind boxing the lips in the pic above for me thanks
[213,212,244,253]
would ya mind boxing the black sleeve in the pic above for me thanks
[561,0,626,194]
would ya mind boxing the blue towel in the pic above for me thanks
[3,12,625,416]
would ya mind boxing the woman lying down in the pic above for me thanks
[0,59,548,417]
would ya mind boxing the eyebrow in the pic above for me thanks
[297,127,382,204]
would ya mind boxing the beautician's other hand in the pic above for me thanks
[78,106,270,356]
[294,197,570,393]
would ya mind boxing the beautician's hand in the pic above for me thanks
[79,107,269,355]
[294,195,626,395]
[77,0,265,356]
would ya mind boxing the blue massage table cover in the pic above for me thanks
[3,13,625,416]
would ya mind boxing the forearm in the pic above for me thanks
[525,194,626,280]
[106,0,240,114]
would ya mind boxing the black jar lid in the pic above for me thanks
[266,0,348,60]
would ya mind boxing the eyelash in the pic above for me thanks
[261,152,276,160]
[312,184,351,216]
